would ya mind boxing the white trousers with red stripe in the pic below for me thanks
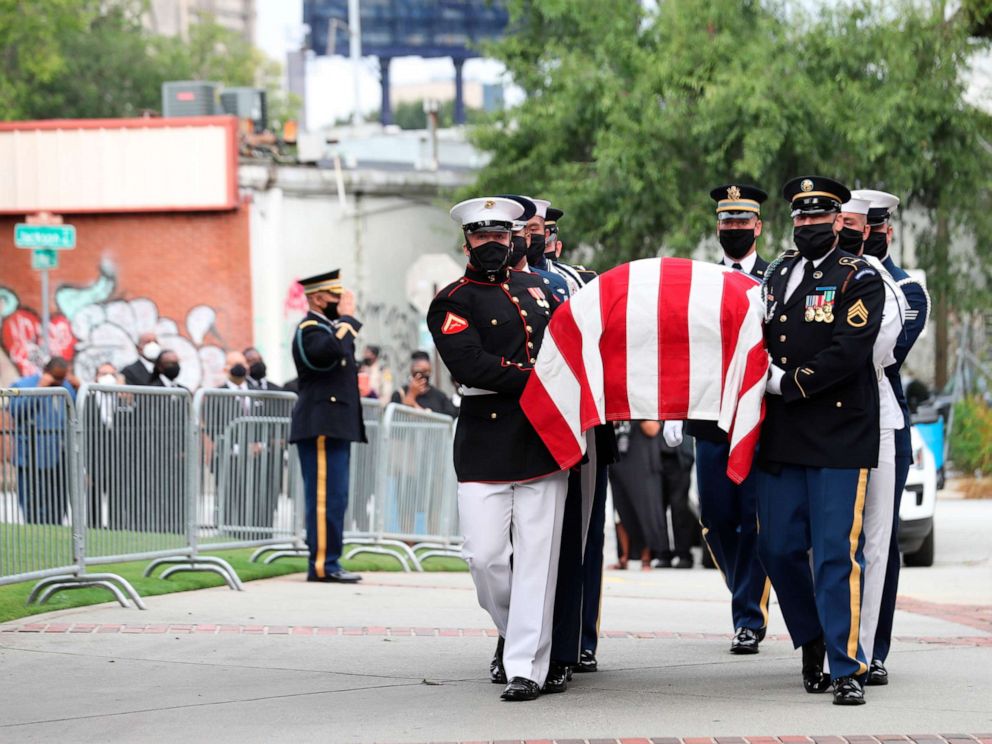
[458,471,568,686]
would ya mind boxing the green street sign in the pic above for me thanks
[31,248,59,270]
[15,224,76,249]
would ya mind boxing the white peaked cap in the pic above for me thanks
[449,197,525,228]
[841,197,871,215]
[523,196,551,219]
[852,189,900,211]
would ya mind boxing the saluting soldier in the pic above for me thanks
[289,271,365,584]
[757,176,885,706]
[666,183,773,655]
[856,190,931,686]
[428,197,568,702]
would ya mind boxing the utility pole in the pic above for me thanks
[349,0,362,128]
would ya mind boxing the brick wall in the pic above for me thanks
[0,206,252,388]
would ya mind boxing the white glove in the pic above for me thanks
[766,364,786,395]
[663,420,684,447]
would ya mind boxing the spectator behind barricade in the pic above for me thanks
[244,347,282,391]
[390,351,458,418]
[219,351,252,394]
[87,362,132,528]
[149,350,186,390]
[10,357,78,524]
[361,345,393,400]
[121,332,161,386]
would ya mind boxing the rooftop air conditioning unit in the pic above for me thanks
[162,81,220,117]
[220,87,268,133]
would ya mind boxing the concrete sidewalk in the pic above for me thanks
[1,498,990,743]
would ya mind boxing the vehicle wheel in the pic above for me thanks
[904,524,934,567]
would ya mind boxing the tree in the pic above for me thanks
[469,0,992,388]
[1,1,299,126]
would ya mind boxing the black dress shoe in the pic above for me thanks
[671,556,694,569]
[866,658,888,686]
[654,557,673,568]
[501,676,541,701]
[756,626,767,643]
[730,627,760,655]
[490,636,506,684]
[801,637,832,693]
[542,662,569,693]
[832,675,866,705]
[307,570,361,583]
[574,649,598,673]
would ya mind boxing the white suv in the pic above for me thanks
[898,425,937,567]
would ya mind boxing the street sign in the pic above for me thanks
[31,248,59,270]
[14,224,76,249]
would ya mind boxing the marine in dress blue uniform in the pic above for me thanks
[757,176,886,706]
[857,190,931,685]
[289,270,366,584]
[684,184,773,655]
[428,197,568,702]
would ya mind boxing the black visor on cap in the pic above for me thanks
[463,220,512,234]
[790,195,841,218]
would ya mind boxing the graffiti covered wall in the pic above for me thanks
[0,209,252,389]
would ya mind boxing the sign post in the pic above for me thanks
[14,213,75,356]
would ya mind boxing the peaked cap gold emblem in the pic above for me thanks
[727,185,742,201]
[800,179,814,193]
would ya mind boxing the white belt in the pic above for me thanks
[461,386,496,397]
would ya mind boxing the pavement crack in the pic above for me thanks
[0,642,427,683]
[0,681,426,729]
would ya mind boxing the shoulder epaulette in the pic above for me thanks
[299,320,319,329]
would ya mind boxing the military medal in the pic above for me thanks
[804,307,816,322]
[805,286,836,323]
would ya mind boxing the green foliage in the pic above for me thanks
[0,0,299,125]
[950,395,992,474]
[469,0,992,295]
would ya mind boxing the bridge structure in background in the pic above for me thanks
[303,0,509,126]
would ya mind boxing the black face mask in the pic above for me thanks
[718,229,755,260]
[793,223,838,262]
[509,235,528,267]
[322,301,339,320]
[249,361,267,380]
[230,363,247,379]
[837,226,865,254]
[470,240,511,273]
[162,363,181,380]
[862,232,889,259]
[526,234,546,266]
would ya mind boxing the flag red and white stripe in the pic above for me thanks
[520,257,768,484]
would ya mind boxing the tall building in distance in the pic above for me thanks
[146,0,256,43]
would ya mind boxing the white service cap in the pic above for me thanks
[841,197,871,215]
[449,197,525,230]
[522,197,551,219]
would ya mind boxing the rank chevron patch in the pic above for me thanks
[441,312,469,335]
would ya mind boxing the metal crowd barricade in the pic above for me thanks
[189,388,301,571]
[0,386,144,608]
[75,383,239,593]
[344,402,463,571]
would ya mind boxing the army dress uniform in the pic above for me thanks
[289,271,366,582]
[861,191,932,683]
[757,177,885,703]
[428,197,568,700]
[687,184,773,654]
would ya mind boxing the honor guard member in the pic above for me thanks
[856,189,931,686]
[757,176,885,706]
[522,197,571,303]
[498,194,571,303]
[541,204,618,676]
[529,203,618,691]
[839,195,908,675]
[666,184,773,655]
[289,270,366,584]
[428,197,569,702]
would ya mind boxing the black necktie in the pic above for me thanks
[732,262,743,271]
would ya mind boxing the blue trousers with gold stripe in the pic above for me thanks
[696,440,771,634]
[756,465,870,680]
[298,436,350,579]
